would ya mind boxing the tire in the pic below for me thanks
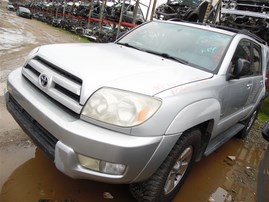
[130,129,201,202]
[237,106,260,138]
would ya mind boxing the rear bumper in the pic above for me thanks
[5,68,180,183]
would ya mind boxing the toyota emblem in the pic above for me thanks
[40,74,48,87]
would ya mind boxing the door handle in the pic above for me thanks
[246,83,252,89]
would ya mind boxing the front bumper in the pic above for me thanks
[5,68,180,183]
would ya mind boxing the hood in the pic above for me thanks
[38,43,213,104]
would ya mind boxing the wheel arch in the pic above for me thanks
[165,99,219,160]
[165,98,220,135]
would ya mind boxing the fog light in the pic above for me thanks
[78,154,100,172]
[77,154,126,175]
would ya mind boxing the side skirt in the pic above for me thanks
[204,123,245,156]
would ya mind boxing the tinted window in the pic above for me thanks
[230,40,262,77]
[252,44,262,75]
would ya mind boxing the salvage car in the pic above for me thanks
[154,0,210,22]
[6,4,15,11]
[220,0,269,43]
[105,2,145,24]
[16,6,32,19]
[5,20,268,201]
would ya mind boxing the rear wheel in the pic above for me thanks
[130,129,201,202]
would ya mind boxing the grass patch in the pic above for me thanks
[78,37,91,43]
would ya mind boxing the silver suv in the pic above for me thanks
[5,20,268,201]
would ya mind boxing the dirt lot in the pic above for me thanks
[0,2,268,202]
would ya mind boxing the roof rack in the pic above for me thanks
[237,29,267,45]
[209,24,266,44]
[167,19,267,45]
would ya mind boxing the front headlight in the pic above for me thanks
[81,88,161,127]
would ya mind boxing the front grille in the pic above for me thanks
[22,56,83,114]
[25,64,40,77]
[35,56,82,85]
[54,83,80,102]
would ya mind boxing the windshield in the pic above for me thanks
[117,21,232,73]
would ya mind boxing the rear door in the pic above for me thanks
[245,42,264,106]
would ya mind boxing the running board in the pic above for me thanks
[204,123,245,156]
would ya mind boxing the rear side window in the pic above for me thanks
[251,43,262,75]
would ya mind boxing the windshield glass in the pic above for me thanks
[117,21,232,73]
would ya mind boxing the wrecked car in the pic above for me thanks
[105,2,145,24]
[6,4,15,11]
[5,20,268,201]
[16,6,32,19]
[220,0,269,43]
[154,0,210,22]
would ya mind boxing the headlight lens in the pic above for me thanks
[81,88,161,127]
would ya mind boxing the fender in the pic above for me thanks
[165,98,221,135]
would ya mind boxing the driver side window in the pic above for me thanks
[230,40,251,76]
[229,39,262,77]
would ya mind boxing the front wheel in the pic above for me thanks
[130,129,201,202]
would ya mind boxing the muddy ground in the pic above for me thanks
[0,2,268,202]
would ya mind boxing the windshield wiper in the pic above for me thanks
[117,43,188,65]
[145,50,189,65]
[116,42,143,51]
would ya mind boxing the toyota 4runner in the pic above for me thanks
[5,20,268,201]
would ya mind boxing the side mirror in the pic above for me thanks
[227,58,251,80]
[262,122,269,142]
[234,58,251,79]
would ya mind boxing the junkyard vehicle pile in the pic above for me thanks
[9,0,145,43]
[8,0,269,44]
[154,0,269,44]
[154,0,211,22]
[220,0,269,43]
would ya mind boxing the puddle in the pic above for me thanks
[0,144,35,190]
[0,137,266,202]
[0,148,135,202]
[0,28,36,52]
[174,138,266,202]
